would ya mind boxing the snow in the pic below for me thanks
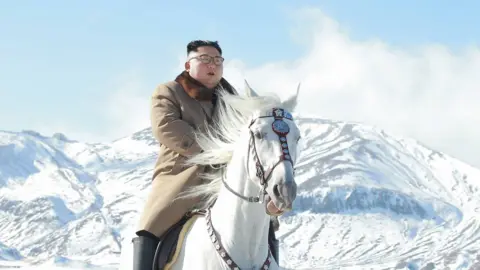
[0,116,479,269]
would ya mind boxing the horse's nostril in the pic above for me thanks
[273,184,280,198]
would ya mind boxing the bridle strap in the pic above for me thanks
[221,175,262,203]
[222,108,295,204]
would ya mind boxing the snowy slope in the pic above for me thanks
[0,117,479,270]
[277,118,480,269]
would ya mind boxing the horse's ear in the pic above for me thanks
[244,79,259,97]
[283,82,301,112]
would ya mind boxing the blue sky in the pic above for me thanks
[1,1,480,166]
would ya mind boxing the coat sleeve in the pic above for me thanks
[150,84,202,156]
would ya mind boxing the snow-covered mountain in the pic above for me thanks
[1,117,479,270]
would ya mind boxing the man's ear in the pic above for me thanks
[184,61,190,71]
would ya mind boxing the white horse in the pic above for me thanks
[120,81,302,270]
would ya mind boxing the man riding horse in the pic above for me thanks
[131,40,280,270]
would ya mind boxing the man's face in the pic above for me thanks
[185,46,224,88]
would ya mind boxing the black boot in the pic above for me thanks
[268,220,280,263]
[132,230,160,270]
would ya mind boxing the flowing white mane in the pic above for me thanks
[177,88,296,209]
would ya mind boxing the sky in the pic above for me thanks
[1,0,479,168]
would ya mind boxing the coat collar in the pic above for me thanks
[174,71,236,101]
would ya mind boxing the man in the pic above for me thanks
[131,40,279,270]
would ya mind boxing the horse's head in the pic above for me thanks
[243,80,301,216]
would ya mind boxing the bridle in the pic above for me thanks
[204,107,296,269]
[221,107,296,204]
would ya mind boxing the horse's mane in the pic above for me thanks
[176,89,287,209]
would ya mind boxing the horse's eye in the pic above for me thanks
[254,131,264,139]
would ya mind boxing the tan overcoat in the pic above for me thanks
[136,71,237,238]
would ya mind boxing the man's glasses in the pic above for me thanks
[190,54,224,66]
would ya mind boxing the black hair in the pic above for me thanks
[187,40,222,55]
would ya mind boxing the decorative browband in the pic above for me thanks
[271,108,292,161]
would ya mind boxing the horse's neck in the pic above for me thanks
[209,153,271,268]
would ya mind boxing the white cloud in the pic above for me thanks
[103,70,151,141]
[222,8,480,168]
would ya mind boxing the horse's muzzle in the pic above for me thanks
[273,180,297,210]
[266,175,297,217]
